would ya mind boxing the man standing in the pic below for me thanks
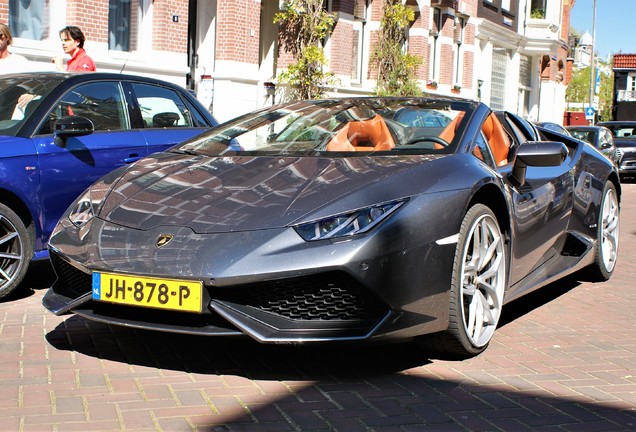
[53,26,96,72]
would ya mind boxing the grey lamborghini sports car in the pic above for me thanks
[43,97,621,358]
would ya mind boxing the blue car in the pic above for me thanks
[0,72,217,298]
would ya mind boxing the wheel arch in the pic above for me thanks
[607,171,621,205]
[467,182,511,238]
[0,189,36,236]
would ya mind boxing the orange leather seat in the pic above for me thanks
[439,111,465,144]
[482,113,511,166]
[326,114,395,151]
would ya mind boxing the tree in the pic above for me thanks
[274,0,337,100]
[371,0,423,96]
[565,63,614,122]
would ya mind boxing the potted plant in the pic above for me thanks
[426,80,438,89]
[451,83,461,93]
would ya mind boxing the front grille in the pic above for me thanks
[213,272,387,321]
[50,252,92,298]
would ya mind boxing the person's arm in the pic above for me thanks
[52,56,64,71]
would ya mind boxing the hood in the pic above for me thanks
[613,137,636,149]
[98,152,446,234]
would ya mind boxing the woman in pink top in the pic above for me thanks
[53,26,96,72]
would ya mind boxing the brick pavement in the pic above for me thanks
[1,185,635,431]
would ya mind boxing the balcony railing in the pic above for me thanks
[617,90,636,102]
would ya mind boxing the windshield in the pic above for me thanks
[179,98,475,156]
[602,123,636,144]
[0,75,64,136]
[569,129,597,144]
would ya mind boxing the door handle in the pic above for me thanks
[124,154,142,163]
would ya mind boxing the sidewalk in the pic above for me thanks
[1,186,635,431]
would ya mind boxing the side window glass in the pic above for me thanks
[183,98,210,127]
[473,132,495,167]
[42,82,129,134]
[131,83,193,128]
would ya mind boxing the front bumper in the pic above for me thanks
[43,214,456,343]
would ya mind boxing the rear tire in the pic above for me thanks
[586,181,619,281]
[419,204,506,358]
[0,203,33,300]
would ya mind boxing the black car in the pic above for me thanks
[566,125,619,165]
[534,121,571,136]
[43,97,620,359]
[0,72,217,299]
[597,121,636,179]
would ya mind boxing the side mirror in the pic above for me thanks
[53,115,94,147]
[509,141,568,186]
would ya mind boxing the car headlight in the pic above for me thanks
[294,200,406,241]
[68,183,110,228]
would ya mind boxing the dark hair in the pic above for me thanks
[59,26,86,48]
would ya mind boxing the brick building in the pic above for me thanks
[2,0,572,124]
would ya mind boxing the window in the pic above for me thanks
[43,82,129,134]
[351,21,365,83]
[429,8,441,82]
[490,47,509,110]
[108,0,153,52]
[131,83,196,128]
[473,131,495,167]
[600,130,611,149]
[454,17,465,86]
[9,0,50,40]
[501,0,511,11]
[628,73,636,92]
[518,55,532,118]
[531,0,546,18]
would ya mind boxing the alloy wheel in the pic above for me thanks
[459,213,506,348]
[0,214,24,291]
[600,187,619,273]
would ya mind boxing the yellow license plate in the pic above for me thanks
[92,272,203,313]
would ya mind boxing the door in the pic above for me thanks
[33,80,146,248]
[507,160,574,288]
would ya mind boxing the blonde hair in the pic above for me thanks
[0,24,13,45]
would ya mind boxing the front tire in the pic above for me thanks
[421,204,507,358]
[0,203,33,300]
[587,181,619,281]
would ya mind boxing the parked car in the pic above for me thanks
[534,121,571,136]
[43,97,620,359]
[566,125,619,165]
[0,72,217,299]
[597,121,636,179]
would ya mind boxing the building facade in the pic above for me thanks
[2,0,573,124]
[611,54,636,121]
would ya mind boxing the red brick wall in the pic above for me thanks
[439,13,455,86]
[329,21,353,76]
[409,35,427,80]
[65,0,109,44]
[462,50,474,89]
[0,1,8,22]
[440,45,454,85]
[151,0,189,52]
[216,0,260,63]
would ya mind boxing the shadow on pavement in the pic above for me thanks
[44,275,589,377]
[43,274,636,430]
[0,260,55,303]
